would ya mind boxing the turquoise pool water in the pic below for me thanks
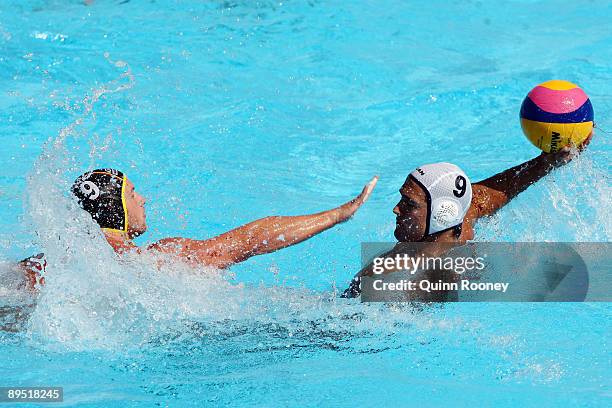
[0,0,611,406]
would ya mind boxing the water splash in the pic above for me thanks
[10,53,441,352]
[475,152,611,242]
[13,59,369,350]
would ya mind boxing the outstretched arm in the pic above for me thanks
[149,177,378,269]
[468,133,592,219]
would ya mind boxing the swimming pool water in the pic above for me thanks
[0,0,610,406]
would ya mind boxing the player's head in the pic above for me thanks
[393,163,472,242]
[71,169,147,238]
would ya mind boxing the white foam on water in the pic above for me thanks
[0,262,37,306]
[18,63,243,349]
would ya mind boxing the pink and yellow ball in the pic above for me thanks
[520,80,594,153]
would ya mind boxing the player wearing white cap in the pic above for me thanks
[394,162,473,242]
[342,136,592,298]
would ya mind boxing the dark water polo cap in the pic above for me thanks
[71,168,128,233]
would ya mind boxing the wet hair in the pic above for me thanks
[71,168,128,233]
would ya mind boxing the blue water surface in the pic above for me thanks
[0,0,611,407]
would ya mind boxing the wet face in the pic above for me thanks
[124,178,147,238]
[393,178,428,242]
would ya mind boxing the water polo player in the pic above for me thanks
[65,169,378,269]
[342,134,592,298]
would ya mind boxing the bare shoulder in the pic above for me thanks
[466,183,507,221]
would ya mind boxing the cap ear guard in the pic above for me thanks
[431,199,462,231]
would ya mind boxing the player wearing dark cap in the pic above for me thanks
[68,169,378,269]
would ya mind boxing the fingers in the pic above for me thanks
[567,132,592,153]
[343,176,379,220]
[578,132,593,151]
[363,176,378,198]
[555,146,574,164]
[357,176,379,204]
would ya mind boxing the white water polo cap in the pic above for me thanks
[409,162,472,235]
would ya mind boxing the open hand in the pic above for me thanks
[341,176,379,220]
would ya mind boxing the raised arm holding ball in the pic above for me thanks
[473,80,594,220]
[343,80,594,297]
